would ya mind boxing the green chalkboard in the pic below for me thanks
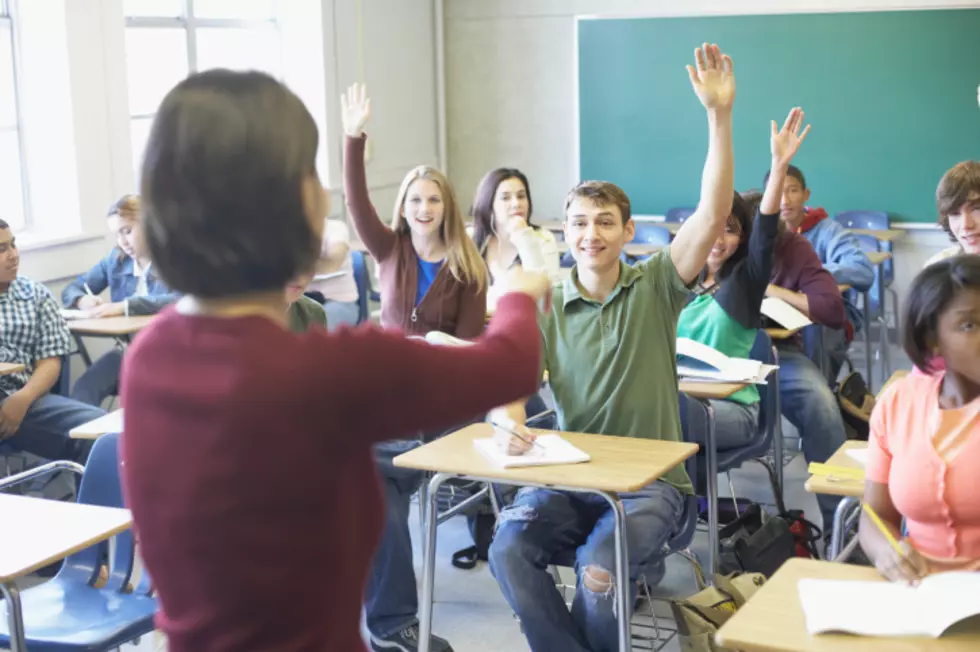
[578,10,980,223]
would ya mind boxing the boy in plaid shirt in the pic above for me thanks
[0,220,105,464]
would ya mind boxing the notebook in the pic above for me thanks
[799,572,980,638]
[846,447,869,466]
[761,297,812,331]
[676,338,777,384]
[473,434,590,468]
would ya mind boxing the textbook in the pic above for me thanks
[760,297,812,331]
[473,434,590,469]
[676,338,777,384]
[799,572,980,638]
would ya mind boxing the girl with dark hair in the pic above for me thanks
[678,107,810,449]
[860,255,980,582]
[470,168,560,310]
[120,69,551,652]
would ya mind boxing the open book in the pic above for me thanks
[799,572,980,638]
[761,297,812,331]
[676,338,776,384]
[473,434,590,468]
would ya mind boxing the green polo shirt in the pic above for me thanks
[540,249,693,494]
[288,296,328,334]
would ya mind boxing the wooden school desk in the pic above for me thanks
[679,380,746,576]
[0,363,25,376]
[715,557,980,652]
[805,440,867,560]
[68,315,154,367]
[850,228,905,242]
[69,409,123,440]
[0,493,132,652]
[394,422,699,652]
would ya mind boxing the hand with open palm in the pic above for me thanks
[340,83,371,138]
[686,43,736,113]
[771,107,811,168]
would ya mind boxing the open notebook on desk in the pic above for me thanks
[799,572,980,638]
[676,338,777,384]
[473,434,590,469]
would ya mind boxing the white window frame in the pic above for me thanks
[1,0,31,231]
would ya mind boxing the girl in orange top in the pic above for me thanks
[861,255,980,583]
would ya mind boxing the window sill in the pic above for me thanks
[16,230,106,253]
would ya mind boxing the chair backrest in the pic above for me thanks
[60,432,146,592]
[350,250,370,324]
[633,222,672,246]
[833,210,894,292]
[748,329,778,441]
[665,207,695,223]
[834,210,889,231]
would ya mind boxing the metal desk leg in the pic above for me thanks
[418,472,451,652]
[72,333,92,368]
[1,582,26,652]
[695,398,720,580]
[828,496,859,560]
[877,276,892,381]
[596,491,631,652]
[862,291,873,392]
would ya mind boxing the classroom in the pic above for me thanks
[2,0,979,651]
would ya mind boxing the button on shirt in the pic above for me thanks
[539,249,694,494]
[0,277,73,394]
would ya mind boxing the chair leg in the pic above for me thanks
[726,472,739,517]
[674,548,707,592]
[753,457,787,515]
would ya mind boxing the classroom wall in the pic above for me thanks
[444,0,974,320]
[22,0,441,286]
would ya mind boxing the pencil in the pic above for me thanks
[83,282,95,296]
[862,502,904,557]
[491,420,545,454]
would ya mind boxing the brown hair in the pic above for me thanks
[392,166,487,291]
[470,168,534,255]
[563,180,631,224]
[107,194,141,221]
[936,161,980,242]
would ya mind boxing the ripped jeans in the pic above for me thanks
[488,481,684,652]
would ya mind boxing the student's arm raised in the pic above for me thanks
[341,83,396,261]
[669,43,736,285]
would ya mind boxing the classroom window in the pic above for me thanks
[123,0,282,180]
[0,0,28,231]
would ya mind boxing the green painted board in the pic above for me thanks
[578,10,980,223]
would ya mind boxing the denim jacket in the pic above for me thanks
[62,250,179,316]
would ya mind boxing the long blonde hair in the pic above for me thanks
[392,166,488,291]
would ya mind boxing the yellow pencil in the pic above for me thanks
[862,503,904,556]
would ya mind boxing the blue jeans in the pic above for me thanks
[365,439,425,638]
[323,299,360,330]
[687,399,759,451]
[777,345,847,530]
[489,481,685,652]
[71,348,123,407]
[2,392,105,464]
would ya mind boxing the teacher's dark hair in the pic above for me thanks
[903,255,980,370]
[140,69,320,298]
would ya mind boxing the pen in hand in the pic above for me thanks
[491,420,544,456]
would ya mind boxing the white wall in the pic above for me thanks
[444,0,974,314]
[19,0,441,285]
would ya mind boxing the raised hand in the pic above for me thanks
[340,83,371,138]
[771,107,811,168]
[686,43,736,112]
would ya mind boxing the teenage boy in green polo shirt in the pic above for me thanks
[487,43,736,652]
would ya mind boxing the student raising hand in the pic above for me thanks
[341,83,371,138]
[686,42,736,113]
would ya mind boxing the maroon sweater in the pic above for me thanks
[344,135,486,338]
[771,231,847,329]
[120,295,540,652]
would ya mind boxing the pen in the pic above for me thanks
[862,502,905,557]
[491,420,544,454]
[83,282,95,296]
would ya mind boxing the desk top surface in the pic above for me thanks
[0,494,132,582]
[805,440,867,498]
[393,423,698,493]
[678,380,746,400]
[68,315,154,335]
[715,557,980,652]
[866,251,892,265]
[69,409,124,440]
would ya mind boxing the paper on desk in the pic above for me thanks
[761,297,812,331]
[799,572,980,638]
[846,448,869,466]
[61,309,93,320]
[473,434,590,468]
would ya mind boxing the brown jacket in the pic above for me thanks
[344,135,487,338]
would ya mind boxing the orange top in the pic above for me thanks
[867,370,980,563]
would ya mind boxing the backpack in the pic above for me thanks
[835,371,875,440]
[435,479,496,569]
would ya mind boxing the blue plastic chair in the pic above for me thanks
[833,210,896,318]
[665,207,695,223]
[0,432,157,651]
[350,249,383,324]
